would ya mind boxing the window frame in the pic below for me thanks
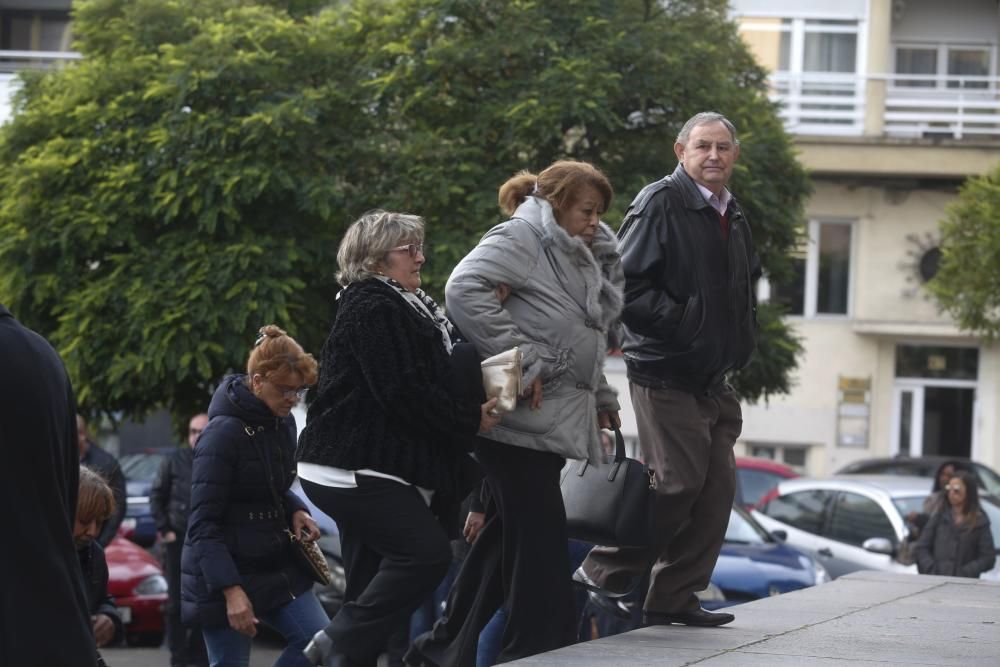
[824,490,899,548]
[763,218,855,319]
[892,42,997,91]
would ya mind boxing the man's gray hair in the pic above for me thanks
[336,209,425,286]
[676,111,739,146]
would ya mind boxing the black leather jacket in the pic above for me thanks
[617,164,761,394]
[150,446,194,538]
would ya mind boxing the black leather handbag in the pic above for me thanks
[560,427,656,548]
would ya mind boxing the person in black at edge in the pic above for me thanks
[0,303,97,666]
[78,413,127,546]
[152,412,211,667]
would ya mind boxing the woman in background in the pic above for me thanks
[914,469,995,578]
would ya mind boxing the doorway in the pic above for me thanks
[891,345,978,459]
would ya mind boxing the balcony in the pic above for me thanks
[771,71,1000,141]
[0,49,79,125]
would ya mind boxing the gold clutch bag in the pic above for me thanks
[481,347,522,415]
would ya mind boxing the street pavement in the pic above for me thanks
[101,636,281,666]
[510,570,1000,666]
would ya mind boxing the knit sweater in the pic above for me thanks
[296,278,482,497]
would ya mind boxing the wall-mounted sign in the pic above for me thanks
[837,376,871,448]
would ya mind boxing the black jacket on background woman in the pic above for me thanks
[181,375,313,627]
[914,510,995,578]
[78,541,124,644]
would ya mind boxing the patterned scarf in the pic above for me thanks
[375,276,455,353]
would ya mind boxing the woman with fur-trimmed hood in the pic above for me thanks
[409,161,624,666]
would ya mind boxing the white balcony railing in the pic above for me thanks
[769,72,1000,140]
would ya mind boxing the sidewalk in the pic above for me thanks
[510,571,1000,666]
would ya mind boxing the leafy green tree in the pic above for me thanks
[929,163,1000,340]
[0,0,807,424]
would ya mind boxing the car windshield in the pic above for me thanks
[119,453,166,480]
[974,465,1000,497]
[891,495,927,520]
[725,506,770,544]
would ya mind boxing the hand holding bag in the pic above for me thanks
[481,347,522,414]
[560,427,656,548]
[244,424,334,586]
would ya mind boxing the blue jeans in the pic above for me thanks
[202,591,329,667]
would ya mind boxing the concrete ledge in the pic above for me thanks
[510,571,1000,666]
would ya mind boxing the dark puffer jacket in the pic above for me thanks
[181,375,313,627]
[78,541,124,645]
[296,278,482,499]
[914,509,995,578]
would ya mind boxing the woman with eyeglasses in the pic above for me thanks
[914,469,996,578]
[296,210,500,666]
[182,325,329,666]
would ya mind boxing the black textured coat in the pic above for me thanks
[150,446,194,537]
[181,375,313,627]
[0,304,97,667]
[296,278,482,501]
[914,509,996,578]
[617,164,761,394]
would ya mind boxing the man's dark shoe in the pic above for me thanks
[571,566,630,599]
[643,608,734,627]
[587,590,633,620]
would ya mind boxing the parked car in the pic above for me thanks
[836,456,1000,497]
[735,457,799,509]
[697,505,829,610]
[105,536,168,646]
[118,449,172,547]
[752,475,1000,580]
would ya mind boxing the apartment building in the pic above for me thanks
[728,0,1000,475]
[0,0,75,124]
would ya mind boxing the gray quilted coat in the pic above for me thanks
[445,196,624,463]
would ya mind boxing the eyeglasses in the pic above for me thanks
[272,383,309,401]
[388,243,424,259]
[946,485,965,493]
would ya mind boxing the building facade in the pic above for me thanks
[728,0,1000,475]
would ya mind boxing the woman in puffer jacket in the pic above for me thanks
[409,161,624,666]
[182,325,328,666]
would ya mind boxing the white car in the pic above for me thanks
[751,475,1000,580]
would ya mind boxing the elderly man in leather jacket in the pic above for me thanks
[575,111,760,628]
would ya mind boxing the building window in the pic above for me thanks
[748,444,809,471]
[0,10,72,52]
[895,345,979,381]
[893,43,994,89]
[769,220,853,317]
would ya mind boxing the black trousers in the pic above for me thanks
[408,443,577,666]
[301,477,452,666]
[164,541,208,667]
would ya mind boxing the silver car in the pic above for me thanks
[751,475,1000,580]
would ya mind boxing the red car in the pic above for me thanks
[735,457,799,509]
[105,536,168,646]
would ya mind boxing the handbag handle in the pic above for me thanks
[574,426,628,481]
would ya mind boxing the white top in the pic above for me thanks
[297,462,434,505]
